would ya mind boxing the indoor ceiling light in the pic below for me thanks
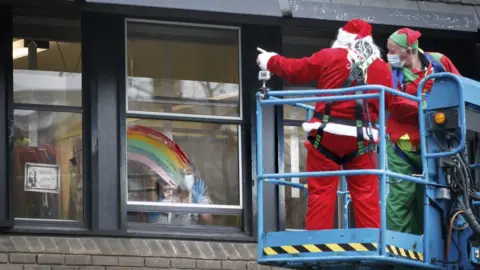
[12,39,47,60]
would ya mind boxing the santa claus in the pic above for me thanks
[256,19,393,230]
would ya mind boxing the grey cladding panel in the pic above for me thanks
[417,1,474,14]
[360,0,419,10]
[86,0,283,17]
[289,0,477,32]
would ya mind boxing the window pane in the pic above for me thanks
[13,17,82,107]
[283,125,344,229]
[13,110,83,220]
[126,22,240,117]
[127,211,242,228]
[282,126,308,229]
[127,119,240,207]
[282,90,315,121]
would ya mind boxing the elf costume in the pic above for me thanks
[257,19,393,230]
[386,28,460,235]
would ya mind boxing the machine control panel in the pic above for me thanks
[426,107,459,132]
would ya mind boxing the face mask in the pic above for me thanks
[387,54,404,68]
[183,174,195,191]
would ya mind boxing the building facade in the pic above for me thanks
[0,0,478,269]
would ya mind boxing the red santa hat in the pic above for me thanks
[336,19,373,45]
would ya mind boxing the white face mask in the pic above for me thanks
[183,174,195,191]
[387,54,405,68]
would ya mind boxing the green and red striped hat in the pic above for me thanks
[388,28,422,50]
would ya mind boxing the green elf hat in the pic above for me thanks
[388,28,422,50]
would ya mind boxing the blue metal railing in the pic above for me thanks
[256,72,466,267]
[416,72,466,263]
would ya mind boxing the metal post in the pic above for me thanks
[341,175,349,229]
[417,79,432,265]
[27,41,38,148]
[417,73,466,264]
[378,88,387,257]
[344,195,351,228]
[306,108,313,121]
[417,97,430,263]
[256,93,264,259]
[27,41,38,70]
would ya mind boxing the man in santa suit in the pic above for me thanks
[385,28,460,235]
[256,19,393,230]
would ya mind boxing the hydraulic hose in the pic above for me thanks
[445,210,464,262]
[455,153,480,235]
[462,207,480,235]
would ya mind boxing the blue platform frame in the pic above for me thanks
[255,73,468,269]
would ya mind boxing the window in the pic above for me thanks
[281,88,313,230]
[282,106,347,230]
[125,20,242,229]
[282,125,308,229]
[12,16,83,221]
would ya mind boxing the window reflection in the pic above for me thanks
[128,211,242,228]
[126,21,242,228]
[282,125,344,229]
[13,111,83,220]
[13,39,82,107]
[127,120,240,206]
[126,22,240,117]
[127,78,239,116]
[283,126,308,229]
[12,16,83,221]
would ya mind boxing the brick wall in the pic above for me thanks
[0,235,281,270]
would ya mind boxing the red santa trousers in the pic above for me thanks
[304,131,380,230]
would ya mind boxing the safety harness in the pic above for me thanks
[390,52,446,170]
[307,53,377,165]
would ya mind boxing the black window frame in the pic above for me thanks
[8,11,87,230]
[122,18,252,238]
[0,5,285,242]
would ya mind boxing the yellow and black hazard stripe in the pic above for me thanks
[263,243,377,256]
[263,243,424,262]
[386,245,424,261]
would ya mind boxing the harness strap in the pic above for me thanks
[355,92,365,156]
[307,135,376,166]
[307,84,376,166]
[307,53,378,165]
[313,111,356,126]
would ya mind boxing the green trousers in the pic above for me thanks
[386,140,424,235]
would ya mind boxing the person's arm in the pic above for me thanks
[365,60,397,112]
[265,50,327,85]
[374,63,419,120]
[191,179,214,225]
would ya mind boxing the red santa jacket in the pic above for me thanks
[267,48,393,123]
[386,52,460,148]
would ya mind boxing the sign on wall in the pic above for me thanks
[24,163,61,194]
